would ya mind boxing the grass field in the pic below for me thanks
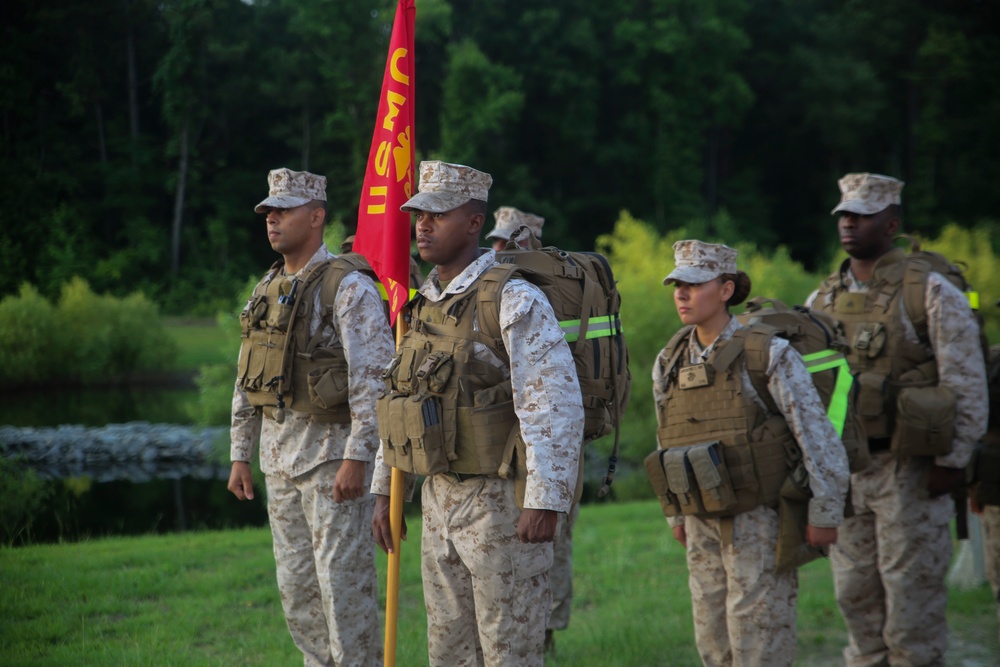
[163,318,232,371]
[2,499,996,666]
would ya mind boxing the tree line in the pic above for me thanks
[2,0,998,313]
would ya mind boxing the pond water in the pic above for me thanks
[0,385,269,545]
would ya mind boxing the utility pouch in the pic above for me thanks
[237,329,272,392]
[856,371,890,439]
[687,441,737,514]
[645,448,681,517]
[415,351,453,394]
[377,393,414,472]
[307,351,349,409]
[664,448,704,515]
[404,394,449,475]
[853,322,886,359]
[969,440,1000,507]
[891,386,956,457]
[268,277,298,332]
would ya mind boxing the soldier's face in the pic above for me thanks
[413,203,483,278]
[673,278,731,326]
[838,208,896,260]
[265,204,320,256]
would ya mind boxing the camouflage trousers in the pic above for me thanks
[421,474,553,667]
[830,452,952,667]
[685,505,798,667]
[981,504,1000,643]
[548,501,579,631]
[266,460,382,667]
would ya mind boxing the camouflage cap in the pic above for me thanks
[401,161,492,213]
[663,240,738,285]
[254,168,327,214]
[831,173,904,216]
[486,206,545,241]
[340,235,355,254]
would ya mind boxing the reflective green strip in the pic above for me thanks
[377,282,418,301]
[803,349,852,437]
[967,290,980,310]
[561,315,623,343]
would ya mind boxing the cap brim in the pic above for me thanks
[663,266,723,286]
[255,195,312,214]
[831,200,888,216]
[401,191,473,213]
[485,227,511,241]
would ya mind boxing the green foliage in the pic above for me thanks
[0,278,177,385]
[0,457,52,546]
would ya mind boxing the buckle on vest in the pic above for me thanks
[442,471,486,483]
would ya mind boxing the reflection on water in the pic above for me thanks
[0,385,269,545]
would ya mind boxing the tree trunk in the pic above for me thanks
[125,0,139,162]
[95,102,107,164]
[301,103,310,170]
[171,117,189,278]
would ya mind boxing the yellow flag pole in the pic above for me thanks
[384,313,408,666]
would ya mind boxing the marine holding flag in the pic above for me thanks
[370,161,584,667]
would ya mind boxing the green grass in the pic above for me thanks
[1,500,996,666]
[163,319,232,371]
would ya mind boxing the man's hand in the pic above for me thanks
[227,461,254,500]
[672,525,687,548]
[517,508,559,543]
[805,525,838,547]
[927,465,964,497]
[970,496,984,515]
[372,494,407,554]
[333,459,367,503]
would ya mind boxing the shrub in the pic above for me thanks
[0,278,177,385]
[0,457,53,546]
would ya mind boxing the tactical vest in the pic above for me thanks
[376,268,519,478]
[237,254,375,423]
[646,325,797,519]
[812,248,936,440]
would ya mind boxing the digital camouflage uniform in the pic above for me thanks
[372,249,584,667]
[486,206,578,641]
[807,268,988,667]
[232,243,394,667]
[653,316,850,667]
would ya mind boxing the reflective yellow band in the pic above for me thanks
[802,349,852,437]
[561,315,623,343]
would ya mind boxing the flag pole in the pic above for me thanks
[384,318,408,666]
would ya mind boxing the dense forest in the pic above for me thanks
[2,0,998,313]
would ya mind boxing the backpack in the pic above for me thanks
[480,227,632,497]
[736,297,869,474]
[896,234,990,364]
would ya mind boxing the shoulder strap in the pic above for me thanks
[736,324,780,415]
[660,325,695,384]
[475,263,521,363]
[901,257,931,344]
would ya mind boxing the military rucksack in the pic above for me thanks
[895,234,990,364]
[479,227,632,497]
[737,296,869,474]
